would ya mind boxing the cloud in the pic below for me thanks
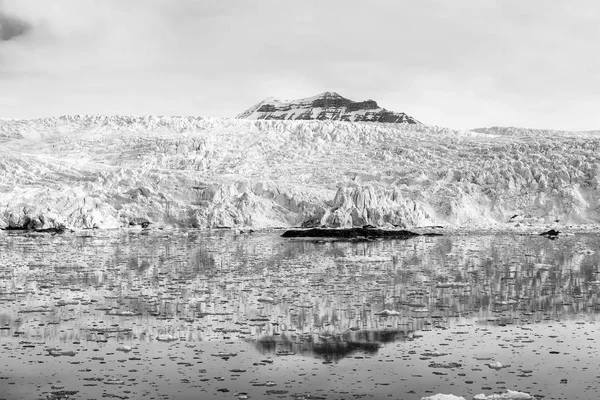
[0,1,159,73]
[0,0,599,129]
[0,9,32,41]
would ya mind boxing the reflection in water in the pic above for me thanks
[255,328,418,362]
[1,230,599,362]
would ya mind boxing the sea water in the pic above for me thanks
[0,229,599,400]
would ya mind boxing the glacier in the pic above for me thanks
[1,115,599,231]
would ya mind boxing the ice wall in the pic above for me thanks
[1,116,599,230]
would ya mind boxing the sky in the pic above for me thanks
[0,0,599,130]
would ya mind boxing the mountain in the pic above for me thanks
[237,91,420,124]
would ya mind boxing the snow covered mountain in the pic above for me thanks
[237,92,419,124]
[1,115,599,231]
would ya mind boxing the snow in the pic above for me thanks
[1,115,600,230]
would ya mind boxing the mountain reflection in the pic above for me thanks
[255,329,417,361]
[1,230,599,361]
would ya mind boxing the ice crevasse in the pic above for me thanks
[1,115,599,230]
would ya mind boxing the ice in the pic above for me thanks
[342,255,393,262]
[155,334,177,342]
[1,115,600,231]
[422,390,532,400]
[116,345,132,352]
[474,390,533,399]
[486,361,509,370]
[421,394,466,400]
[376,309,401,316]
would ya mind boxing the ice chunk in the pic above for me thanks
[421,394,466,400]
[474,390,532,399]
[376,309,401,316]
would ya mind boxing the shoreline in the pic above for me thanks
[2,223,598,236]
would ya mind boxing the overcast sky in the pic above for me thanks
[0,0,599,130]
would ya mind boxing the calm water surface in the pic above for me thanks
[1,229,599,400]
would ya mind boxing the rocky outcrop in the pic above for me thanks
[281,227,422,239]
[237,92,419,124]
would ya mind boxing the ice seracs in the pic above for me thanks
[237,91,420,124]
[1,115,600,231]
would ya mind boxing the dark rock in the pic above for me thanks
[129,218,151,228]
[346,100,379,112]
[36,225,70,234]
[3,223,70,234]
[539,229,559,239]
[238,92,420,124]
[281,228,423,239]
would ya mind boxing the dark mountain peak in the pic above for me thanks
[237,92,419,124]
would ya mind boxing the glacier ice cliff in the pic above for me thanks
[1,115,599,230]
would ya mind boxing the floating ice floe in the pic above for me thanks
[257,296,275,303]
[486,361,510,370]
[428,361,462,369]
[342,256,392,263]
[155,334,177,342]
[421,394,466,400]
[108,310,138,316]
[474,390,532,399]
[421,351,448,357]
[47,349,77,357]
[375,309,401,316]
[435,282,468,288]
